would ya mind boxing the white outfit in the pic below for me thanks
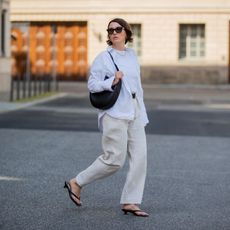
[76,46,148,204]
[87,46,149,131]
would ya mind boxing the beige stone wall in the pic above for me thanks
[141,13,229,65]
[10,0,230,83]
[10,0,230,12]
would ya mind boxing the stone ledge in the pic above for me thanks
[141,65,229,84]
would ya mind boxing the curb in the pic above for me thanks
[0,93,67,114]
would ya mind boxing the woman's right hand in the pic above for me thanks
[112,71,124,85]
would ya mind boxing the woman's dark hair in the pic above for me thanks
[106,18,133,45]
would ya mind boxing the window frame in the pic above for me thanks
[178,23,206,61]
[127,23,142,58]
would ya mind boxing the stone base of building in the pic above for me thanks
[0,92,10,102]
[0,58,11,101]
[141,65,229,84]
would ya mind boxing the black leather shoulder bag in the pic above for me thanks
[89,51,122,110]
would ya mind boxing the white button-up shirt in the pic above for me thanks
[88,46,149,131]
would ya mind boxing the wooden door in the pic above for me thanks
[29,25,52,77]
[11,22,88,81]
[55,23,88,80]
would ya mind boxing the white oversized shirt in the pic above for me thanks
[88,46,149,131]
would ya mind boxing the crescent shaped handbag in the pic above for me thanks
[89,51,122,110]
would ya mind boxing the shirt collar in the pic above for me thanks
[107,46,127,55]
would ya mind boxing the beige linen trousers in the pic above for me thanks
[76,98,147,204]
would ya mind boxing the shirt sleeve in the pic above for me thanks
[88,53,115,93]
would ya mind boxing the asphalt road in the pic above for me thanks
[0,95,230,137]
[1,93,230,230]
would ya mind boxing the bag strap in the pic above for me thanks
[107,51,119,71]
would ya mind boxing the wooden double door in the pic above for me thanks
[11,22,88,81]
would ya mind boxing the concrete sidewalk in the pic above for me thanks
[0,93,67,114]
[1,83,230,113]
[59,82,230,103]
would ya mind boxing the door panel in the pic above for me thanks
[11,22,88,81]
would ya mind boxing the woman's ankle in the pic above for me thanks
[70,178,81,189]
[123,204,139,208]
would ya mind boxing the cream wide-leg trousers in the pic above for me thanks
[76,98,147,204]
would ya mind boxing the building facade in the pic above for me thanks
[10,0,230,84]
[0,0,11,100]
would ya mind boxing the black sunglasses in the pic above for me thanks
[107,26,124,35]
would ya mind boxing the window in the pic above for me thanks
[179,24,205,60]
[128,24,142,57]
[1,9,6,56]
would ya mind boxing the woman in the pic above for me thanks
[64,18,149,217]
